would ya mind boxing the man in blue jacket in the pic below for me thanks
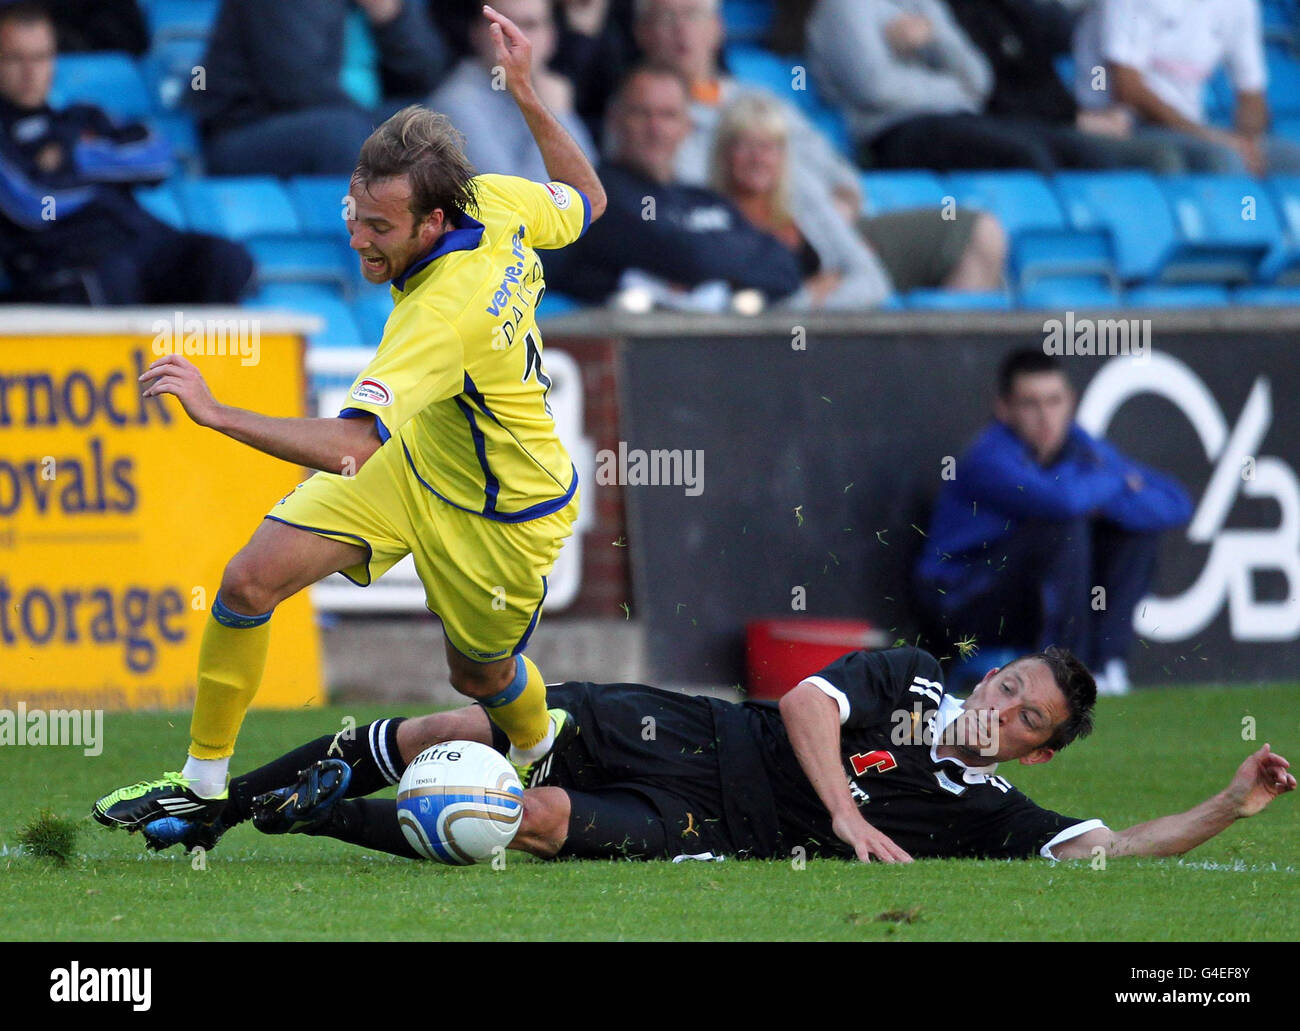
[914,349,1192,695]
[0,1,251,303]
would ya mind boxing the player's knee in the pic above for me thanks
[218,556,280,616]
[447,660,512,700]
[396,707,491,764]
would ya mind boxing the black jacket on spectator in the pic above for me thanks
[544,161,803,303]
[944,0,1078,123]
[0,96,250,303]
[47,0,149,55]
[192,0,449,136]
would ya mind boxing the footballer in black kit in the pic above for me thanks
[133,644,1294,865]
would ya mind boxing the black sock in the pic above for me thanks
[305,798,420,860]
[224,718,408,825]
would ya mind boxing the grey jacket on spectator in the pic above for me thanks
[808,0,993,144]
[783,173,894,310]
[432,58,597,182]
[675,77,860,206]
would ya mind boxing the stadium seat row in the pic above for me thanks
[860,170,1300,288]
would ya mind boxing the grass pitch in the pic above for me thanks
[1,685,1297,942]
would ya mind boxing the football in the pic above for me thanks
[395,741,525,864]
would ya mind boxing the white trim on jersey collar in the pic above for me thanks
[930,694,1000,782]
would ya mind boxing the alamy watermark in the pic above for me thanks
[0,703,103,756]
[151,312,260,366]
[595,442,704,497]
[1043,311,1150,362]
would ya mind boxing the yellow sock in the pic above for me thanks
[482,654,551,752]
[188,601,272,760]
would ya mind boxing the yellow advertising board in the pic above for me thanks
[0,310,322,711]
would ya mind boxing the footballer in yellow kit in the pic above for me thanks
[92,4,608,840]
[271,171,588,663]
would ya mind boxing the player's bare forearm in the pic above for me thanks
[208,406,383,475]
[780,684,860,825]
[780,685,913,862]
[484,3,606,219]
[1051,745,1295,860]
[515,89,605,219]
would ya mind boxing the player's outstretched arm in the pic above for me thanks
[482,3,606,221]
[1050,744,1295,861]
[780,683,913,863]
[141,354,384,474]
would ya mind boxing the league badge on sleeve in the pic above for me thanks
[350,378,393,406]
[545,183,572,210]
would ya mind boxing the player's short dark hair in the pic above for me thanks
[1013,646,1096,751]
[0,1,53,32]
[353,105,479,227]
[997,349,1067,399]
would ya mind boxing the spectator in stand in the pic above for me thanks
[945,0,1181,173]
[0,2,251,303]
[1073,0,1300,174]
[711,92,891,309]
[711,92,1009,306]
[633,0,862,220]
[808,0,1174,173]
[634,0,1005,292]
[193,0,450,175]
[432,0,596,183]
[544,63,801,308]
[550,0,638,141]
[914,350,1193,697]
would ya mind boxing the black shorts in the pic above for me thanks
[486,681,777,860]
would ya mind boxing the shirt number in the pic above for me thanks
[850,750,897,776]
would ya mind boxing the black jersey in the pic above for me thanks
[741,647,1103,860]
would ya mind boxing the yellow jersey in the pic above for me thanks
[339,173,590,521]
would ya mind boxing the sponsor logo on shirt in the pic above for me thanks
[545,183,571,210]
[350,378,392,406]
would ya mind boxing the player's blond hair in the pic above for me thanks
[354,106,479,227]
[708,92,794,229]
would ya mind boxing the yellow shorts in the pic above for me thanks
[267,437,578,662]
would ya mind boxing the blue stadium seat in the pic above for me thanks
[1267,45,1300,117]
[1233,284,1300,304]
[858,171,948,215]
[248,238,356,291]
[1124,284,1232,307]
[1203,67,1235,127]
[248,284,364,350]
[1012,231,1116,290]
[352,284,394,343]
[724,44,797,98]
[1158,174,1283,283]
[1277,117,1300,147]
[147,0,220,44]
[945,171,1066,237]
[1263,175,1300,282]
[1018,276,1121,310]
[141,39,207,112]
[536,290,586,318]
[178,177,301,240]
[51,53,153,121]
[722,0,774,44]
[287,177,354,237]
[134,181,186,228]
[1053,171,1179,282]
[945,172,1111,289]
[148,112,200,173]
[1262,0,1299,44]
[902,289,1012,310]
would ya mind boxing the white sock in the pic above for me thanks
[181,755,229,798]
[508,718,556,765]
